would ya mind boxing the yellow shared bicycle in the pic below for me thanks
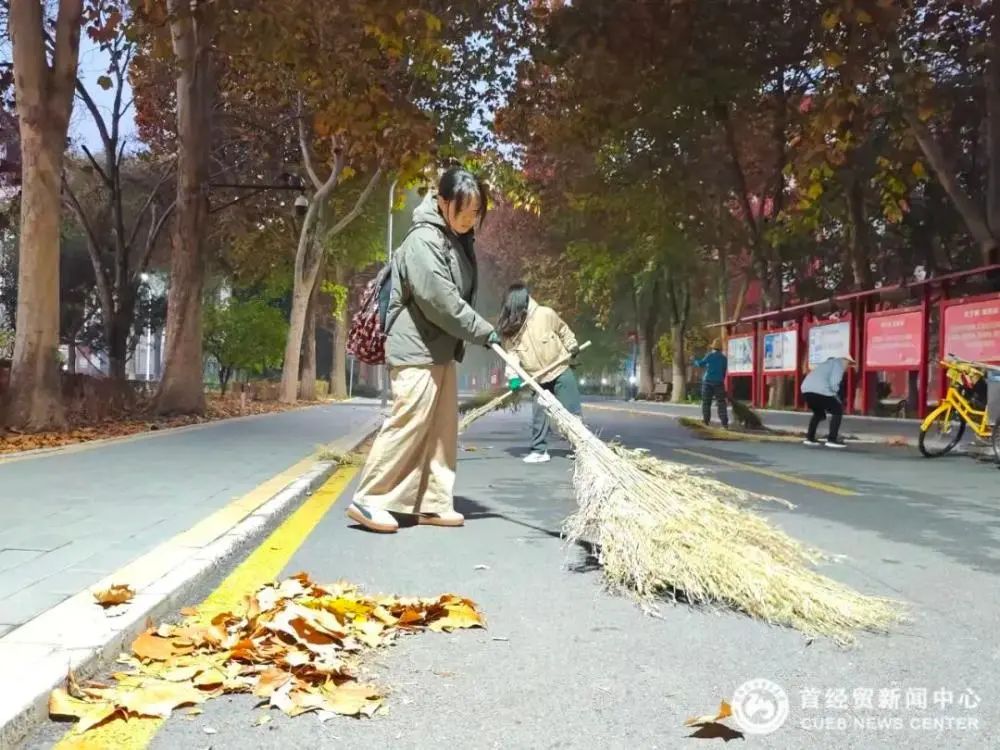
[918,356,998,462]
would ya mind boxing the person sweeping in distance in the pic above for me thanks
[346,168,501,534]
[693,339,729,429]
[801,354,856,449]
[497,283,582,464]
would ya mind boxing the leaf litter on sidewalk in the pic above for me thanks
[49,573,485,736]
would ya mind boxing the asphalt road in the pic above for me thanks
[23,405,1000,749]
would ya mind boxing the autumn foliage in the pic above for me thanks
[51,573,484,734]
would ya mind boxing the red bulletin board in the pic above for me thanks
[941,294,1000,364]
[864,307,925,370]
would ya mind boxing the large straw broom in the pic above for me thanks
[490,344,904,645]
[459,341,591,433]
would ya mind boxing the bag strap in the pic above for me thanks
[383,221,441,334]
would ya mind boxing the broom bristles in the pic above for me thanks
[537,398,904,645]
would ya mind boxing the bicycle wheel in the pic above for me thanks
[919,406,966,458]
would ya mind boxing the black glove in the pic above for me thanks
[486,330,502,348]
[569,345,581,357]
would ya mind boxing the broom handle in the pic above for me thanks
[490,343,598,448]
[501,341,591,400]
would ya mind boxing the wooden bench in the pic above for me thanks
[652,382,671,402]
[878,397,907,418]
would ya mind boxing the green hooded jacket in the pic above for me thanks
[385,191,494,367]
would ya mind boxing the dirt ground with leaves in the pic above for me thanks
[0,396,319,456]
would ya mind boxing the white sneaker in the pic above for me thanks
[346,503,399,533]
[803,439,822,447]
[523,452,551,464]
[417,511,465,527]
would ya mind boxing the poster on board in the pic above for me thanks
[865,311,924,369]
[942,297,1000,364]
[808,321,851,367]
[727,336,754,375]
[763,329,798,373]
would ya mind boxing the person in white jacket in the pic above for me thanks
[801,355,856,448]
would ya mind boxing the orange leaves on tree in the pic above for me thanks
[51,574,485,735]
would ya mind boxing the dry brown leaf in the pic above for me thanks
[427,598,485,632]
[180,607,199,617]
[193,667,227,690]
[49,689,122,733]
[93,584,135,608]
[186,707,204,717]
[372,605,398,626]
[115,678,209,719]
[684,700,733,727]
[253,668,293,699]
[51,575,483,736]
[133,629,194,662]
[320,682,382,717]
[160,665,203,683]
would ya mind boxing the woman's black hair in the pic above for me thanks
[497,282,531,338]
[438,167,489,228]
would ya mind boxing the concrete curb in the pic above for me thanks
[0,416,381,750]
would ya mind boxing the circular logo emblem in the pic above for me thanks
[731,678,790,735]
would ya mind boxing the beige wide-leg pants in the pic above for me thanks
[353,363,458,515]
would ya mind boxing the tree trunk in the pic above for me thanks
[845,171,873,289]
[986,3,1000,260]
[330,317,349,400]
[670,324,687,403]
[298,278,319,401]
[666,274,691,404]
[155,0,214,415]
[220,367,231,396]
[905,110,997,265]
[67,342,77,375]
[4,0,83,430]
[636,287,658,398]
[329,279,350,400]
[281,255,322,404]
[106,303,134,382]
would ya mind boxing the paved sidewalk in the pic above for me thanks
[0,402,380,636]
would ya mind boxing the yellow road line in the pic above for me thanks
[674,448,858,497]
[53,467,358,750]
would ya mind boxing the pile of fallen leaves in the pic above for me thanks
[0,396,312,456]
[51,574,484,735]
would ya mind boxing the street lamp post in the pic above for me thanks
[140,273,152,383]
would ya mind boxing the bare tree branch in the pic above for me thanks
[328,166,384,236]
[79,143,112,188]
[297,93,324,190]
[75,80,114,158]
[138,201,177,274]
[62,176,114,321]
[126,159,178,251]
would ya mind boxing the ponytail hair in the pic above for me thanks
[497,283,530,338]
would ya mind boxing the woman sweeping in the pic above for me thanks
[498,283,582,464]
[347,168,500,533]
